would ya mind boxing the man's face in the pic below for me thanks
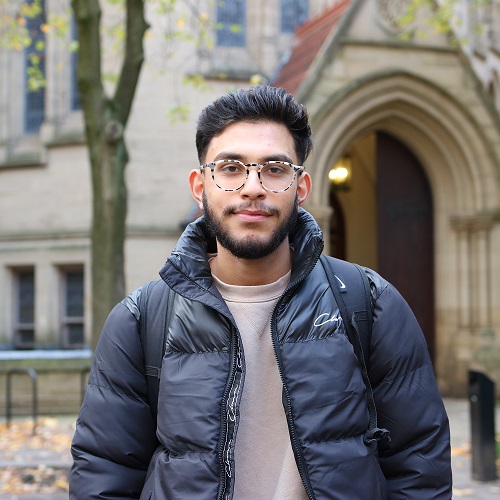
[191,120,311,260]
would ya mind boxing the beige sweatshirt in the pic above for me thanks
[213,272,309,500]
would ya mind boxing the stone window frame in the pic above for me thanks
[0,0,84,170]
[59,265,85,349]
[12,266,36,349]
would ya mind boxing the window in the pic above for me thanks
[281,0,309,33]
[61,267,85,348]
[23,0,46,133]
[13,268,35,349]
[216,0,246,47]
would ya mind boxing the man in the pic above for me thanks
[70,86,452,499]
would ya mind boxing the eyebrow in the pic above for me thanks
[212,152,296,164]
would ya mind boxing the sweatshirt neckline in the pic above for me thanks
[212,271,291,303]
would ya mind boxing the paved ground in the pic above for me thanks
[446,399,500,499]
[0,398,498,498]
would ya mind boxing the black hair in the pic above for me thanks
[196,85,313,164]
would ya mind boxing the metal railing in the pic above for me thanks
[6,368,38,435]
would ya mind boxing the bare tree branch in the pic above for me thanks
[114,0,148,126]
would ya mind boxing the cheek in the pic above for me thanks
[202,188,225,214]
[281,191,299,212]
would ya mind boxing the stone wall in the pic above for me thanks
[0,351,92,416]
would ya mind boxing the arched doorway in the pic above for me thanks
[307,71,500,394]
[329,131,435,359]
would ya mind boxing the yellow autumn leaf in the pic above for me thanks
[54,478,69,489]
[452,488,475,496]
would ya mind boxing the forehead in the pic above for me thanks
[205,121,297,163]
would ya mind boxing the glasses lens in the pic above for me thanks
[261,162,294,191]
[213,161,247,190]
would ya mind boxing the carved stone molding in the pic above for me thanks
[377,0,412,32]
[450,214,494,233]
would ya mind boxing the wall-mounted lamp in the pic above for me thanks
[329,155,352,190]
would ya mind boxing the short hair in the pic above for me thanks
[196,85,313,164]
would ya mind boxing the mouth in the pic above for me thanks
[234,209,271,222]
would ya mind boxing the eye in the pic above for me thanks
[263,162,290,176]
[216,161,245,176]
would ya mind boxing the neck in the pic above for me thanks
[210,239,293,286]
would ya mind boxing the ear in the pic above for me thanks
[189,169,205,209]
[296,171,312,206]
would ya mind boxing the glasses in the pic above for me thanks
[199,159,304,192]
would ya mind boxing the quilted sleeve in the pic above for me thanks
[367,277,452,499]
[69,302,158,499]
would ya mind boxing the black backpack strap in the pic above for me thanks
[137,280,176,425]
[320,255,373,361]
[319,255,390,446]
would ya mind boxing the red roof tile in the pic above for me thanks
[272,1,352,95]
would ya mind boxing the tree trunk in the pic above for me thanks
[72,0,147,350]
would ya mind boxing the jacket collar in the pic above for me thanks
[159,208,324,293]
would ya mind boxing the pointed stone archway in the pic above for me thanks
[304,72,500,395]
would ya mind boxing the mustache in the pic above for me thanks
[222,202,280,217]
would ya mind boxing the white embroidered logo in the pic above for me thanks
[335,275,346,289]
[314,313,342,327]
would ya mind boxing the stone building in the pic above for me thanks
[0,0,499,413]
[273,0,500,396]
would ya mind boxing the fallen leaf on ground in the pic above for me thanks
[452,488,475,496]
[0,418,74,494]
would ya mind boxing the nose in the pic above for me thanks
[240,166,266,198]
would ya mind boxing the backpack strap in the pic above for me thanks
[319,255,390,446]
[320,255,373,361]
[137,280,176,426]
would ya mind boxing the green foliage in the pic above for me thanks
[161,0,214,50]
[0,0,71,89]
[228,23,242,34]
[107,20,126,52]
[156,0,177,15]
[0,0,43,50]
[0,1,49,89]
[46,11,70,39]
[68,39,79,53]
[26,52,44,91]
[182,73,209,90]
[0,15,31,50]
[398,0,490,42]
[1,0,252,117]
[166,102,190,122]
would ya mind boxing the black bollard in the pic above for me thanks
[468,370,497,481]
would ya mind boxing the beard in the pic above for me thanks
[203,192,299,260]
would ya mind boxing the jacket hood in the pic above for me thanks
[160,208,324,293]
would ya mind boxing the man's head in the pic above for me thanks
[190,87,313,269]
[195,86,312,165]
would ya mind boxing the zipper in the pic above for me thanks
[269,245,323,500]
[217,327,243,500]
[167,257,244,500]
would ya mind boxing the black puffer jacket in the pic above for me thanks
[70,209,452,499]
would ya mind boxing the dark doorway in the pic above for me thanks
[329,189,346,261]
[376,131,435,359]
